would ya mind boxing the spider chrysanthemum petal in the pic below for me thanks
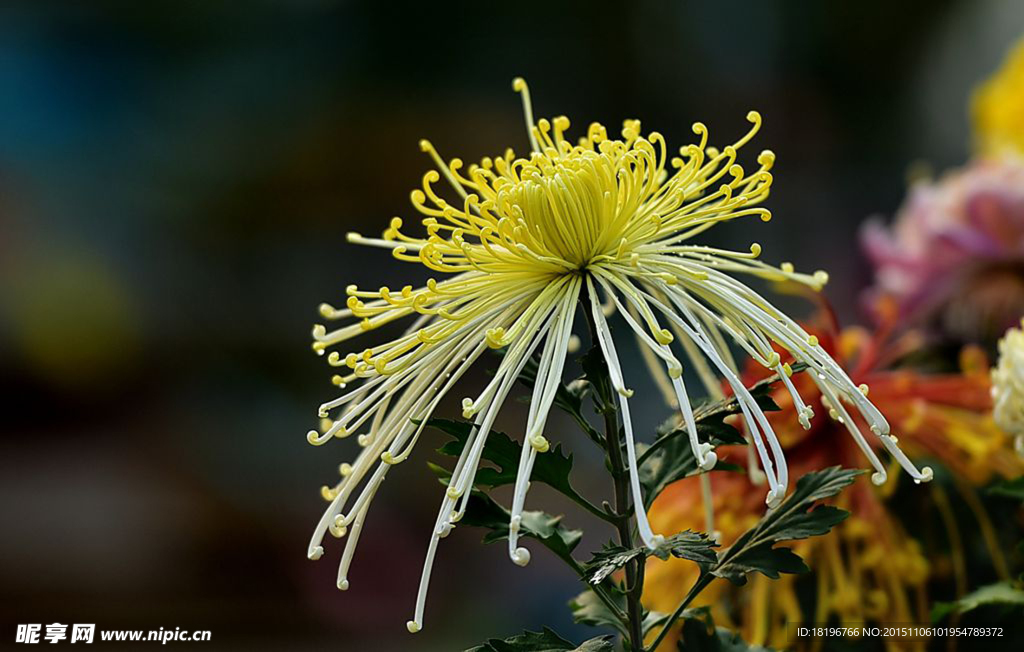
[305,79,928,631]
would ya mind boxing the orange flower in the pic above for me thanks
[644,309,1020,649]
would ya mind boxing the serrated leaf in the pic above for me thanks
[932,581,1024,621]
[466,627,614,652]
[429,418,595,513]
[988,477,1024,501]
[459,491,582,565]
[584,531,718,584]
[638,432,741,509]
[712,467,858,584]
[637,366,807,508]
[569,589,628,637]
[716,545,808,579]
[519,355,596,436]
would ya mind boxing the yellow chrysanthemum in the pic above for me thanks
[993,319,1024,455]
[973,37,1024,156]
[305,80,931,632]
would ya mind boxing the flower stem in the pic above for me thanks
[581,296,647,652]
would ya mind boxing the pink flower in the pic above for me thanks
[861,157,1024,342]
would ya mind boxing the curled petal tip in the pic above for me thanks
[699,450,718,471]
[511,547,531,567]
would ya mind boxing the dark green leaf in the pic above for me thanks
[459,491,582,565]
[637,366,809,508]
[638,433,740,509]
[429,418,596,514]
[569,589,628,637]
[519,355,595,436]
[466,627,614,652]
[579,346,615,410]
[678,620,775,652]
[584,531,718,584]
[932,581,1024,621]
[713,467,859,584]
[716,545,808,579]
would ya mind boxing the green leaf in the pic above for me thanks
[431,419,520,486]
[429,418,598,516]
[519,355,598,440]
[637,366,807,508]
[672,608,774,652]
[932,581,1024,621]
[988,477,1024,501]
[459,491,582,566]
[713,467,859,584]
[678,621,775,652]
[584,531,718,584]
[569,589,628,637]
[638,432,741,509]
[466,627,614,652]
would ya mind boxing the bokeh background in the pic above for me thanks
[1,1,1022,649]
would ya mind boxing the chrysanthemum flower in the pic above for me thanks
[645,315,1021,650]
[993,319,1024,455]
[861,157,1024,343]
[973,37,1024,157]
[306,80,930,632]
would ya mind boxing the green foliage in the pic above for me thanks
[676,608,773,652]
[430,418,601,518]
[519,354,601,442]
[568,587,672,639]
[584,531,718,585]
[636,367,802,509]
[455,490,583,567]
[569,589,627,636]
[932,581,1024,621]
[712,467,858,584]
[438,345,842,652]
[638,432,740,509]
[466,627,614,652]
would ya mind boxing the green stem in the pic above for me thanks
[558,553,629,626]
[582,296,647,652]
[566,489,620,524]
[645,573,713,652]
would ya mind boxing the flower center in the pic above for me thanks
[495,141,655,270]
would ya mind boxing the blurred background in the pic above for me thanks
[1,1,1022,649]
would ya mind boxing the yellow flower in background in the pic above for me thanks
[304,80,932,632]
[993,319,1024,455]
[973,37,1024,156]
[644,320,1022,650]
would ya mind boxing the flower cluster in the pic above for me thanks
[860,157,1024,342]
[645,317,1021,648]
